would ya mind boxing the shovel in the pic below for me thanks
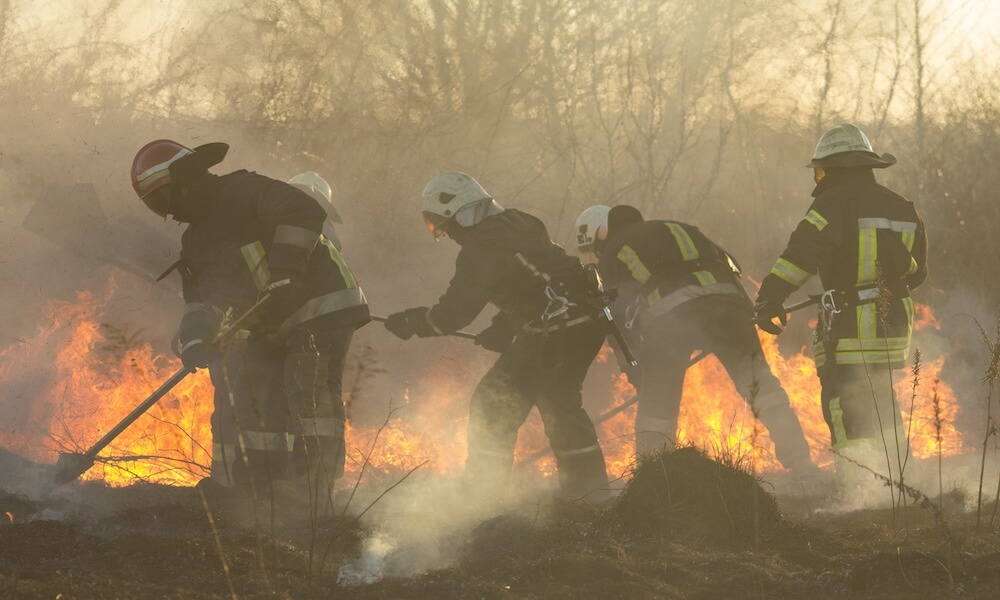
[52,294,272,485]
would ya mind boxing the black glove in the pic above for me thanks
[384,307,438,340]
[262,272,302,309]
[753,298,788,335]
[179,339,218,371]
[177,303,222,369]
[475,313,516,353]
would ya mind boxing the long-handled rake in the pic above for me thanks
[52,294,272,484]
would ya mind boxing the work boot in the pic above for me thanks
[554,444,609,501]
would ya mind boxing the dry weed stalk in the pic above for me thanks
[835,451,964,576]
[973,316,1000,529]
[931,378,943,512]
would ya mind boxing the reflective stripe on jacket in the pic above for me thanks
[178,170,369,333]
[757,169,928,367]
[599,219,746,323]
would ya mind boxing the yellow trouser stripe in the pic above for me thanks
[829,397,848,448]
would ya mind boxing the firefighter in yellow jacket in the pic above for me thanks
[754,124,928,493]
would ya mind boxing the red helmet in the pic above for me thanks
[131,139,192,199]
[131,140,229,217]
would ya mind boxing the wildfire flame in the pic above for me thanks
[0,276,973,487]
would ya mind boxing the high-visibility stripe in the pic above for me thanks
[321,237,357,288]
[857,218,917,233]
[635,414,676,434]
[665,223,699,261]
[693,270,717,287]
[829,397,848,448]
[617,245,652,284]
[241,430,289,452]
[468,447,511,458]
[901,231,916,252]
[643,282,745,319]
[240,240,271,291]
[857,227,877,284]
[279,287,368,333]
[858,303,876,340]
[770,257,811,287]
[813,342,826,368]
[836,337,911,351]
[906,256,919,275]
[212,442,236,458]
[299,417,344,438]
[804,210,829,231]
[273,224,319,252]
[833,336,911,364]
[903,296,914,329]
[553,444,601,457]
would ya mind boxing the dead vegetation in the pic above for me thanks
[2,448,999,599]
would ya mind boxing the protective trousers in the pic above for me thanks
[225,338,290,494]
[635,297,814,471]
[819,361,907,490]
[207,349,242,486]
[466,319,609,498]
[283,325,353,513]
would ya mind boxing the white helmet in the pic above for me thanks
[420,172,500,239]
[288,171,342,223]
[808,124,896,169]
[574,205,611,251]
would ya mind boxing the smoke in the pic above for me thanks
[337,473,555,585]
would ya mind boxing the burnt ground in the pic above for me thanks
[1,447,999,600]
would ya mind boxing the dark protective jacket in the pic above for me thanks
[757,169,928,367]
[427,209,588,332]
[598,219,747,324]
[176,170,369,334]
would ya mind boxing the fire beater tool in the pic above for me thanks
[369,314,478,340]
[52,294,273,485]
[522,294,820,464]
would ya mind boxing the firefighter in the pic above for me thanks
[753,124,928,494]
[131,140,370,514]
[202,170,344,486]
[383,172,609,499]
[288,171,343,251]
[575,205,817,473]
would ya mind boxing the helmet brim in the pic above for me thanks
[807,151,897,169]
[169,142,230,185]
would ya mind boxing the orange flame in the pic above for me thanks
[0,279,971,488]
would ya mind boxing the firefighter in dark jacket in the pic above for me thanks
[384,172,609,498]
[204,170,345,486]
[575,205,816,473]
[754,124,928,493]
[130,140,369,512]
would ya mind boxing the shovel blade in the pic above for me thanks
[52,452,94,485]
